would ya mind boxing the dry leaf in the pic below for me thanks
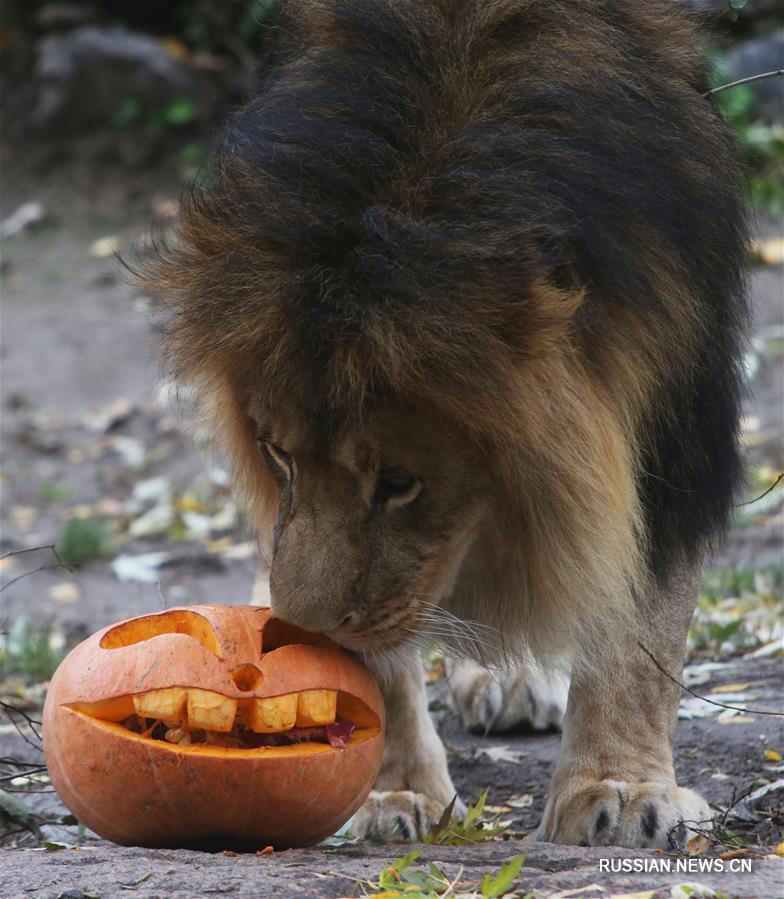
[711,682,752,693]
[507,793,535,808]
[90,235,120,258]
[609,892,656,899]
[719,847,751,861]
[774,841,784,857]
[764,748,782,762]
[477,745,527,765]
[685,832,711,856]
[49,582,80,604]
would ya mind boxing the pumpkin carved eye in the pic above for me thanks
[101,609,221,656]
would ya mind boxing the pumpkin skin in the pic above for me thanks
[43,605,384,849]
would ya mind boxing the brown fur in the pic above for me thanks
[136,0,746,672]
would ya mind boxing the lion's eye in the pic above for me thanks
[374,468,420,506]
[259,440,293,480]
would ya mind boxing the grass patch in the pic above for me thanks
[361,849,528,898]
[37,479,73,502]
[0,618,65,682]
[56,516,108,565]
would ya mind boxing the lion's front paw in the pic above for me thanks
[536,778,712,849]
[446,658,568,734]
[349,789,451,841]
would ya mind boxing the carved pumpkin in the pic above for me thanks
[43,605,384,849]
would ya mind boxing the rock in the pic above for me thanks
[723,29,784,121]
[33,26,200,134]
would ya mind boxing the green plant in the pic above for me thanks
[423,790,513,846]
[713,79,784,215]
[0,618,65,682]
[363,849,528,898]
[112,96,198,136]
[37,479,73,502]
[57,517,108,566]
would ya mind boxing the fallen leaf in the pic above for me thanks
[718,715,755,724]
[744,779,784,804]
[104,435,146,468]
[719,848,751,860]
[507,793,535,808]
[10,506,39,531]
[710,772,730,781]
[1,201,46,238]
[774,841,784,857]
[685,833,711,856]
[478,745,527,765]
[764,748,782,762]
[112,552,170,583]
[49,582,80,604]
[128,504,175,538]
[485,804,512,813]
[89,235,120,258]
[609,892,656,899]
[711,682,752,693]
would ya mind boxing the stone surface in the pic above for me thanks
[2,840,783,898]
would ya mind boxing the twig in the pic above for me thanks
[0,701,44,750]
[1,564,73,593]
[638,641,784,717]
[2,546,54,561]
[0,766,47,784]
[703,70,784,97]
[0,544,75,593]
[736,473,784,507]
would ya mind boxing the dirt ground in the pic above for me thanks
[1,157,783,897]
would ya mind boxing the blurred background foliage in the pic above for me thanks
[0,0,782,210]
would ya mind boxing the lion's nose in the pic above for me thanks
[269,595,357,636]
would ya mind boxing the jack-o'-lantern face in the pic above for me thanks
[43,606,384,849]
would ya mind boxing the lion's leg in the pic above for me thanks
[350,654,460,840]
[446,657,568,734]
[536,562,711,848]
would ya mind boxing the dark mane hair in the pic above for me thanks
[139,0,748,641]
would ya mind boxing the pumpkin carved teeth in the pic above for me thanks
[249,694,298,733]
[122,687,341,734]
[296,690,337,727]
[132,688,187,722]
[186,690,238,732]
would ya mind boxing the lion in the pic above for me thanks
[139,0,748,848]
